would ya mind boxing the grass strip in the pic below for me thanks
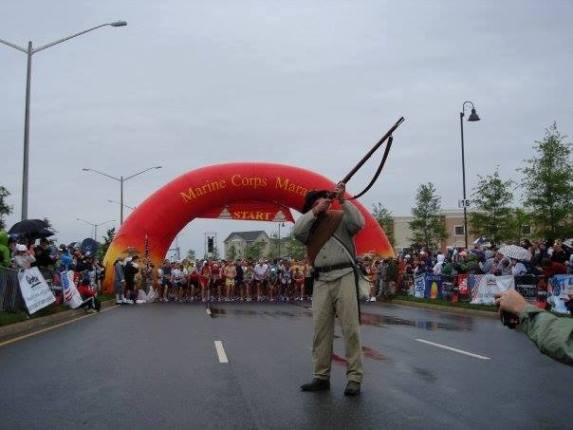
[394,295,498,312]
[0,294,115,327]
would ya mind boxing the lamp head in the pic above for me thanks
[468,108,480,122]
[110,21,128,27]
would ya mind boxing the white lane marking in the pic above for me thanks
[214,340,229,363]
[415,338,491,360]
[0,305,118,348]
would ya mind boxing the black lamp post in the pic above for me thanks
[459,101,480,249]
[277,222,285,258]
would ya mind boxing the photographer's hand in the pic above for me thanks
[495,290,527,315]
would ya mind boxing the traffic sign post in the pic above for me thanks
[458,199,471,209]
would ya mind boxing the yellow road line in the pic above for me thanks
[0,305,118,348]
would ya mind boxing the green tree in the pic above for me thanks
[0,186,12,230]
[520,123,573,239]
[245,242,263,260]
[469,167,514,244]
[187,249,196,260]
[268,233,279,258]
[227,244,237,261]
[507,208,532,242]
[409,183,447,251]
[285,234,306,260]
[372,203,395,247]
[98,227,115,260]
[268,234,290,259]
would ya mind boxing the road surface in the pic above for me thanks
[1,302,571,429]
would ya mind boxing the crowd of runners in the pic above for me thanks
[115,257,314,304]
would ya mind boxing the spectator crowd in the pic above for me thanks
[0,233,104,309]
[2,229,572,312]
[357,238,573,302]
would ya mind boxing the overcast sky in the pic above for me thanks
[2,0,572,256]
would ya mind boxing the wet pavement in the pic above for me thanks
[0,302,572,429]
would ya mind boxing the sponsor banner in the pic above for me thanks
[514,275,539,304]
[62,270,84,309]
[414,274,425,298]
[470,274,515,305]
[548,275,573,314]
[18,267,56,314]
[457,274,469,296]
[467,275,482,299]
[424,275,443,299]
[198,202,295,223]
[442,281,456,302]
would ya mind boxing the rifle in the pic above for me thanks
[328,116,405,199]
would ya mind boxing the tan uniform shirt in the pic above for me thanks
[293,201,365,281]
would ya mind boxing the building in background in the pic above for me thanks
[393,209,478,253]
[223,231,270,260]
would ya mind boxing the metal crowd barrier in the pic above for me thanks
[405,272,560,307]
[0,267,23,312]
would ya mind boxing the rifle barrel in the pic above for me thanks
[340,117,405,185]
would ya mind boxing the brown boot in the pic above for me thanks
[300,378,330,392]
[344,381,361,396]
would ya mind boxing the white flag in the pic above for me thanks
[470,274,514,305]
[62,270,84,309]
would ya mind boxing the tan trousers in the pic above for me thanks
[312,271,363,383]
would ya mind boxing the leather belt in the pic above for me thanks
[314,262,354,274]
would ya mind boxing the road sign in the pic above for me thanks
[458,199,471,208]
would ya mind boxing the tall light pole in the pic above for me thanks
[82,166,162,224]
[277,222,285,258]
[76,218,115,242]
[0,21,127,221]
[459,101,481,249]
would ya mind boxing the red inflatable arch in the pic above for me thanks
[103,162,393,292]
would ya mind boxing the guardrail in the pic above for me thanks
[401,272,572,314]
[0,267,23,312]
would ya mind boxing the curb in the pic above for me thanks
[389,299,498,319]
[0,300,116,343]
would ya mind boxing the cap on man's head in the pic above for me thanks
[16,244,27,252]
[302,190,331,213]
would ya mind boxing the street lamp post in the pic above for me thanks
[76,218,115,242]
[0,21,127,221]
[82,166,162,224]
[277,222,285,258]
[459,101,481,249]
